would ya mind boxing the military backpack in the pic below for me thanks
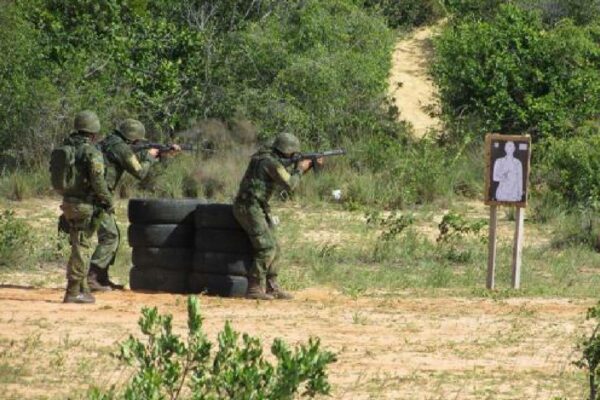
[49,145,79,195]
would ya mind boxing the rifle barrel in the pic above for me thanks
[321,149,346,156]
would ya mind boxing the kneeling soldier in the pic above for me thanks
[233,132,321,300]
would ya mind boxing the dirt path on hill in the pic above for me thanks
[389,25,441,137]
[0,287,591,399]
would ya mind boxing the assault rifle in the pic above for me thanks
[281,149,346,172]
[131,142,195,158]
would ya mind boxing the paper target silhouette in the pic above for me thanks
[485,134,531,207]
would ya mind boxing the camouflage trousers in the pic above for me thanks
[61,201,95,295]
[232,201,279,281]
[90,210,120,272]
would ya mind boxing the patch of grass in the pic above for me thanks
[0,210,35,269]
[276,203,600,298]
[0,168,51,201]
[0,362,29,384]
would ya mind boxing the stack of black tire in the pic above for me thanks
[128,199,206,293]
[190,203,253,298]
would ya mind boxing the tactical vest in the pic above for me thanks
[236,149,283,207]
[98,133,126,192]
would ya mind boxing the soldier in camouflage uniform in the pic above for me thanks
[61,111,113,304]
[88,119,172,291]
[233,132,321,300]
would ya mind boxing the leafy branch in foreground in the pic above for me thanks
[89,296,336,400]
[574,302,600,400]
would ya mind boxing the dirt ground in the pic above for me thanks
[0,285,592,399]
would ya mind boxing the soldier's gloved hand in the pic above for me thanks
[148,148,160,158]
[297,159,312,173]
[315,157,325,167]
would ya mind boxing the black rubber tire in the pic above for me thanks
[194,203,243,230]
[188,273,248,297]
[128,224,194,248]
[194,229,253,254]
[128,198,206,225]
[129,266,188,293]
[132,247,193,271]
[192,252,251,275]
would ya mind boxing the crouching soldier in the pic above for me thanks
[52,111,114,304]
[88,119,180,291]
[233,132,322,300]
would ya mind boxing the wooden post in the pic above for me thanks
[487,205,498,289]
[511,207,525,289]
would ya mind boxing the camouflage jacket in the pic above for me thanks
[61,133,113,209]
[98,132,157,192]
[234,147,302,209]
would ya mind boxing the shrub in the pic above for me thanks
[433,4,600,142]
[549,206,600,250]
[445,0,600,26]
[443,0,505,20]
[574,301,600,400]
[539,134,600,205]
[90,296,337,400]
[362,0,446,29]
[0,210,33,268]
[437,212,487,263]
[2,0,396,171]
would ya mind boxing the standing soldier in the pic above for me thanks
[233,132,322,300]
[87,119,175,291]
[54,110,113,304]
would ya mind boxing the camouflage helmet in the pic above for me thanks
[273,132,300,155]
[117,119,146,142]
[74,110,100,134]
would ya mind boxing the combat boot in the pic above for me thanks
[63,281,95,304]
[266,276,293,300]
[64,292,96,304]
[98,269,124,290]
[87,265,112,292]
[246,277,274,300]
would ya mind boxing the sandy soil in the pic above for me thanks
[0,286,591,399]
[388,26,442,137]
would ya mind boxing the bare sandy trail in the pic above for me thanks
[388,25,441,137]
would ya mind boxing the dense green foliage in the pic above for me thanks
[433,4,600,141]
[90,296,336,399]
[0,210,32,267]
[433,1,600,206]
[362,0,446,28]
[540,131,600,205]
[0,0,395,167]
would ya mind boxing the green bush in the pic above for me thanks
[0,210,33,268]
[574,301,600,400]
[1,0,396,171]
[362,0,446,28]
[90,296,336,400]
[519,0,600,26]
[445,0,600,25]
[443,0,505,20]
[539,134,600,205]
[433,4,600,142]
